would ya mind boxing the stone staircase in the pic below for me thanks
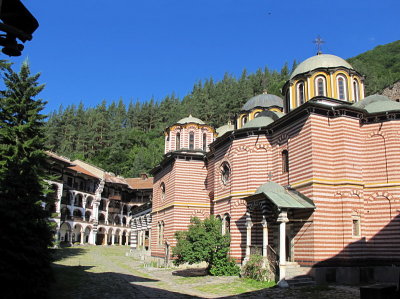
[286,275,316,287]
[284,263,316,287]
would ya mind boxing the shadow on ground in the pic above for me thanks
[172,268,208,277]
[49,263,203,299]
[50,246,86,262]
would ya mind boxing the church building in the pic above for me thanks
[149,53,400,284]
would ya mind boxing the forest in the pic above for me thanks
[44,40,400,178]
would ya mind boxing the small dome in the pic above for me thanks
[241,93,283,111]
[257,110,284,121]
[177,115,205,125]
[242,116,274,129]
[290,54,354,79]
[216,123,234,136]
[353,94,400,113]
[255,181,285,194]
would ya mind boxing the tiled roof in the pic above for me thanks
[67,165,98,178]
[125,177,154,189]
[104,172,129,186]
[46,151,74,165]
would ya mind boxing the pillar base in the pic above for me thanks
[277,279,289,288]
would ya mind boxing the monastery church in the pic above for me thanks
[145,52,400,284]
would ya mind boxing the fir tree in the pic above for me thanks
[0,62,53,297]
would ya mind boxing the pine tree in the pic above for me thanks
[0,62,53,297]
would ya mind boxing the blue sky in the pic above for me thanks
[9,0,400,114]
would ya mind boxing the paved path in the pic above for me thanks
[50,246,360,298]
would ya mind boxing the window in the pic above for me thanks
[337,75,347,101]
[282,150,289,173]
[315,76,326,96]
[203,133,207,151]
[176,133,180,150]
[222,214,230,235]
[189,132,194,150]
[254,112,260,118]
[353,80,360,102]
[241,116,248,127]
[160,183,165,201]
[221,162,231,185]
[158,221,164,246]
[352,218,360,237]
[297,82,305,105]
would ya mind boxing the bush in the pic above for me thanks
[173,216,240,276]
[241,254,274,281]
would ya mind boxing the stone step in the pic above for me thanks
[286,275,316,287]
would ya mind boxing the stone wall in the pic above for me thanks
[380,80,400,102]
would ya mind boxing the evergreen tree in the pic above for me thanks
[0,62,53,297]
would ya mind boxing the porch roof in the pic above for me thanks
[246,181,315,209]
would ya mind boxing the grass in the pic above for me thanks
[194,278,275,295]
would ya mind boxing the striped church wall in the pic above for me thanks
[152,162,176,211]
[151,206,175,258]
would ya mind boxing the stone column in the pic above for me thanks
[105,201,110,224]
[119,233,123,245]
[262,217,268,258]
[244,214,253,263]
[92,231,97,245]
[111,233,115,245]
[80,228,84,245]
[103,232,108,246]
[277,210,289,282]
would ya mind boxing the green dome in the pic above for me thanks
[241,93,283,111]
[177,115,205,125]
[216,123,234,136]
[352,94,400,113]
[255,181,285,194]
[290,54,353,79]
[242,116,274,129]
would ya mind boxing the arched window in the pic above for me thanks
[202,133,207,151]
[297,82,305,105]
[189,132,194,150]
[176,133,180,150]
[282,150,289,173]
[353,80,360,102]
[315,76,326,96]
[158,221,164,246]
[337,75,347,101]
[222,214,230,235]
[241,115,248,127]
[160,182,166,201]
[221,162,231,185]
[254,112,260,118]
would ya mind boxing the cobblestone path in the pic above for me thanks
[50,246,360,298]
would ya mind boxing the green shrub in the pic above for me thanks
[173,216,239,276]
[241,254,274,281]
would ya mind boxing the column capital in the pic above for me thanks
[277,210,289,223]
[261,216,268,228]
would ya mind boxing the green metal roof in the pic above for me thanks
[352,94,400,113]
[177,115,205,125]
[242,116,274,129]
[216,123,234,136]
[241,93,283,111]
[254,181,314,209]
[290,54,353,79]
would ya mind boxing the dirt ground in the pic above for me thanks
[49,246,360,298]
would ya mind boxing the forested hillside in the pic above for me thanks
[45,65,292,177]
[45,40,400,177]
[348,40,400,95]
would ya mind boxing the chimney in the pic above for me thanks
[140,173,148,180]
